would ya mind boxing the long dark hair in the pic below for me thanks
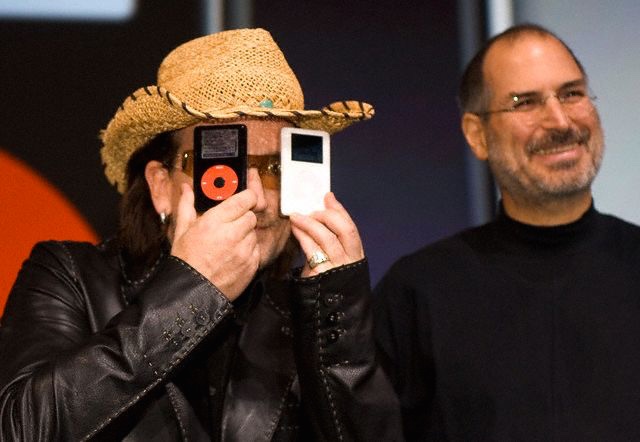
[117,132,179,268]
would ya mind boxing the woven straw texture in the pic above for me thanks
[100,28,374,193]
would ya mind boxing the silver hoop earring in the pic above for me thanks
[160,212,167,224]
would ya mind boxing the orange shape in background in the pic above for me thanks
[0,149,99,316]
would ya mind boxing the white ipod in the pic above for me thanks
[280,127,331,216]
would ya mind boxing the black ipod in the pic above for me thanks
[193,125,247,212]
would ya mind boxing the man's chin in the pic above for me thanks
[256,240,284,269]
[257,233,295,273]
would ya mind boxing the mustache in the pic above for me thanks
[527,127,590,155]
[255,215,286,229]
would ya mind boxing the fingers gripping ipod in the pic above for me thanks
[193,125,247,213]
[280,127,330,216]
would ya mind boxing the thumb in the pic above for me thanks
[173,183,196,240]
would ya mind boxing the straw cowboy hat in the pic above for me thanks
[100,28,374,193]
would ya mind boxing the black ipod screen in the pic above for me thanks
[291,134,323,163]
[200,128,239,159]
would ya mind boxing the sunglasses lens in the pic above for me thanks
[177,152,280,189]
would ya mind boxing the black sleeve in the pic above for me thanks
[0,241,234,441]
[290,259,404,442]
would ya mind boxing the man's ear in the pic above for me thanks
[144,160,173,215]
[461,113,489,161]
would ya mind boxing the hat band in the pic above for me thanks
[118,86,374,122]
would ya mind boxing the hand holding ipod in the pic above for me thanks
[193,125,247,213]
[170,178,260,302]
[289,192,365,277]
[280,127,330,216]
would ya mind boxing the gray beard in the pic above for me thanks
[486,128,604,204]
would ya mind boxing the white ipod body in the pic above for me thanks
[280,127,331,216]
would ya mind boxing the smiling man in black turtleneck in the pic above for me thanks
[374,23,640,441]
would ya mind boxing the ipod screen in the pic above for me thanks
[291,133,323,163]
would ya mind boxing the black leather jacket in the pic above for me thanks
[0,240,402,441]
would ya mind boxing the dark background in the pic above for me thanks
[0,0,475,285]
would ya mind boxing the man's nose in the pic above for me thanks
[539,95,571,130]
[247,168,267,212]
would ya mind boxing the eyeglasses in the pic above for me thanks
[174,150,281,189]
[476,84,596,118]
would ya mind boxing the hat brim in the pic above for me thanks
[100,85,374,193]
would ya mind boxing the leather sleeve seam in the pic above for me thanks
[314,288,344,441]
[59,242,81,284]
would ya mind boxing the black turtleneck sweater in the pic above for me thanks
[374,204,640,441]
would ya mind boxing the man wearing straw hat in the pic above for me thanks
[0,28,402,440]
